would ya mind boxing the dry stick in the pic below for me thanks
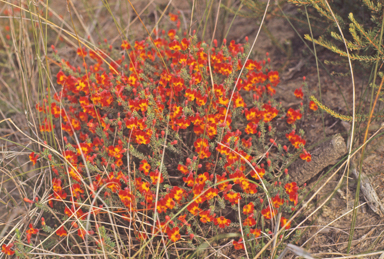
[206,0,222,97]
[153,2,159,41]
[65,2,105,129]
[252,124,384,259]
[1,1,119,72]
[189,0,195,36]
[271,213,281,259]
[0,77,20,112]
[88,2,103,35]
[173,5,188,32]
[205,242,233,259]
[277,244,314,259]
[85,183,134,258]
[127,130,164,257]
[126,130,134,257]
[216,142,275,213]
[209,0,222,48]
[28,19,100,241]
[0,207,25,240]
[0,208,36,249]
[238,198,250,259]
[27,252,102,257]
[39,0,86,154]
[351,163,384,217]
[320,251,384,259]
[217,0,274,232]
[0,20,19,105]
[38,1,76,36]
[301,202,366,247]
[121,0,174,252]
[290,134,347,186]
[64,3,114,255]
[131,177,236,258]
[150,49,171,256]
[67,0,95,44]
[2,16,76,49]
[110,0,156,44]
[149,0,173,36]
[359,60,384,179]
[205,0,222,140]
[0,118,117,255]
[222,0,271,132]
[4,196,89,256]
[323,0,356,206]
[322,0,358,254]
[125,0,170,74]
[7,11,30,144]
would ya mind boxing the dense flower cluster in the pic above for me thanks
[5,13,317,256]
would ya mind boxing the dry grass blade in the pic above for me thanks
[253,123,384,259]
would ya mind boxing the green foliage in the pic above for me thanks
[290,0,384,102]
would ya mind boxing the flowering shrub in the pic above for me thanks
[6,14,317,257]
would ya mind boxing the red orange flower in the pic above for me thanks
[214,216,231,229]
[268,71,280,86]
[108,145,124,159]
[168,29,176,40]
[149,171,164,184]
[78,228,88,240]
[187,201,201,216]
[170,186,186,202]
[285,182,298,195]
[1,243,14,255]
[196,172,209,185]
[169,40,182,51]
[135,177,150,193]
[31,28,311,248]
[77,47,87,57]
[26,224,39,244]
[294,88,303,99]
[119,188,135,208]
[309,100,318,111]
[199,210,216,223]
[29,152,39,165]
[139,159,151,175]
[195,92,207,106]
[134,130,151,145]
[56,71,67,85]
[224,191,241,205]
[272,195,284,208]
[243,216,257,227]
[177,164,189,175]
[71,183,84,198]
[233,238,245,250]
[183,174,195,187]
[261,206,276,220]
[233,92,245,108]
[216,174,228,191]
[249,228,261,238]
[262,104,279,122]
[204,187,218,200]
[56,226,68,237]
[286,131,306,148]
[243,202,255,215]
[121,40,131,50]
[280,216,291,230]
[286,108,302,124]
[169,13,179,21]
[167,227,181,242]
[300,149,312,162]
[250,166,265,180]
[245,59,261,71]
